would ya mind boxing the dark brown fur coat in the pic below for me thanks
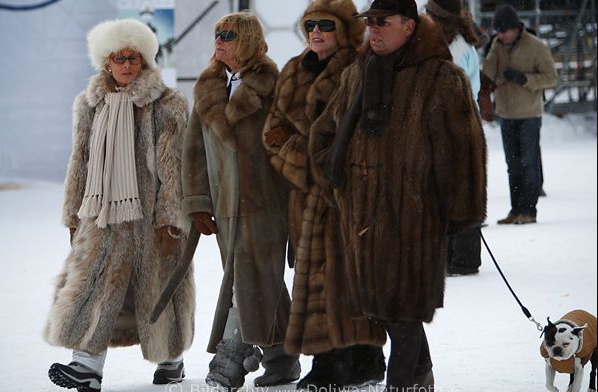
[311,15,487,323]
[264,49,386,355]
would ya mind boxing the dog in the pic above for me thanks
[541,310,597,392]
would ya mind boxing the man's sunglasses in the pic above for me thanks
[305,19,337,33]
[110,54,142,65]
[215,30,238,42]
[365,17,391,27]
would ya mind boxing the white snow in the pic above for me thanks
[0,112,596,392]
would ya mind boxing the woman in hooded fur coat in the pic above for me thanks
[182,12,300,390]
[44,19,193,392]
[262,0,386,390]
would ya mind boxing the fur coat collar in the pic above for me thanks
[86,68,167,108]
[277,47,354,135]
[193,57,278,151]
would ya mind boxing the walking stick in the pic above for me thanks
[150,226,200,324]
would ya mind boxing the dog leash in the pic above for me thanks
[480,232,544,332]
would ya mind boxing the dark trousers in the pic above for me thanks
[448,226,482,273]
[500,117,542,217]
[385,321,433,390]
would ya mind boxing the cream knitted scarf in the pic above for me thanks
[78,92,143,228]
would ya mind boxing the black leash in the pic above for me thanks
[480,232,544,332]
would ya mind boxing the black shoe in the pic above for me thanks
[296,348,353,391]
[347,345,386,387]
[153,360,185,384]
[48,362,102,392]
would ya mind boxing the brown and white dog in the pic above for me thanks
[541,310,597,392]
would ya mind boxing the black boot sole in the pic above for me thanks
[48,363,101,392]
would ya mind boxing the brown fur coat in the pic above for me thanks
[264,49,387,355]
[44,69,194,362]
[311,15,487,323]
[183,57,292,353]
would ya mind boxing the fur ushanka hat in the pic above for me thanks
[301,0,365,49]
[87,18,159,72]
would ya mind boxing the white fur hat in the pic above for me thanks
[87,18,159,71]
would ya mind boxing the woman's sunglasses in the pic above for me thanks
[110,54,142,65]
[305,19,336,33]
[365,17,391,27]
[215,30,239,42]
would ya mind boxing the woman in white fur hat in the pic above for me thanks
[44,19,192,392]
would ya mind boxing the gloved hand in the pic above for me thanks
[69,227,77,245]
[264,126,294,148]
[155,226,181,257]
[504,67,527,85]
[190,212,218,235]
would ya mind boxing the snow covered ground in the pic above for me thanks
[0,113,596,392]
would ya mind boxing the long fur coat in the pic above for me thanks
[311,15,488,323]
[44,68,194,363]
[182,57,292,353]
[263,49,387,355]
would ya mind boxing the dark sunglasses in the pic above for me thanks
[110,54,142,65]
[305,19,337,33]
[365,17,391,27]
[215,30,238,42]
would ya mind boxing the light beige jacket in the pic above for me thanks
[483,29,558,119]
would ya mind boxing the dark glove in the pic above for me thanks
[504,67,527,85]
[264,126,294,148]
[190,211,218,235]
[69,227,77,245]
[155,226,181,257]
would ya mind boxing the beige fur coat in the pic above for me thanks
[44,68,194,363]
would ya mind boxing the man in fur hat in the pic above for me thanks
[311,0,487,389]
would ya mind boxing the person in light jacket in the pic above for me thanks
[483,5,557,225]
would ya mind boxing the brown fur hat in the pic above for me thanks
[301,0,365,49]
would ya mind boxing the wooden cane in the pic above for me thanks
[150,226,200,324]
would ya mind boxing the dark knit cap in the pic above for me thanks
[493,5,520,32]
[426,0,462,18]
[358,0,419,22]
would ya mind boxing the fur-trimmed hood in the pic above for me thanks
[276,47,355,135]
[85,68,167,108]
[193,57,278,151]
[301,0,365,49]
[397,14,452,67]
